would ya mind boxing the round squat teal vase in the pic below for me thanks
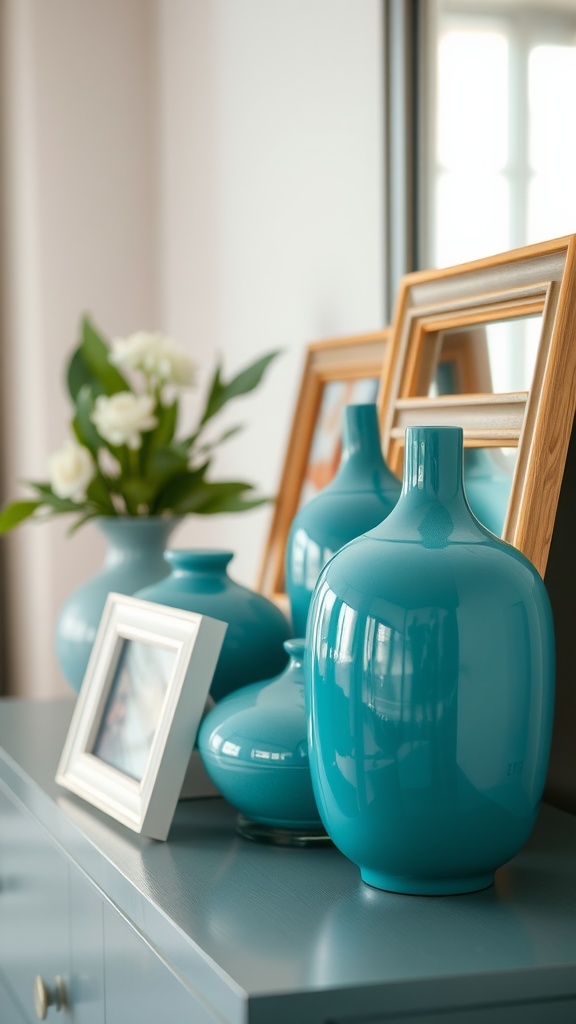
[198,639,327,844]
[55,516,177,693]
[136,550,291,702]
[285,403,401,636]
[306,425,555,895]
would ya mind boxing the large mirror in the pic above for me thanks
[421,0,576,274]
[379,235,576,579]
[390,1,576,811]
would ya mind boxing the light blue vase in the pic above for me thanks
[136,550,292,702]
[306,425,555,895]
[463,447,512,536]
[198,638,326,843]
[285,403,401,636]
[55,516,177,693]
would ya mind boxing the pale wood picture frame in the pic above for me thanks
[257,330,391,607]
[56,594,227,840]
[379,235,576,579]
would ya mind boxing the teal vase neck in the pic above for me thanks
[164,549,234,578]
[402,426,465,505]
[97,516,177,567]
[372,426,482,548]
[330,404,399,492]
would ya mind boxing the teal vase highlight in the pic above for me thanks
[306,425,555,895]
[198,638,326,844]
[285,403,401,635]
[136,550,291,702]
[55,516,177,693]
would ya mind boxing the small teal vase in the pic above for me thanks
[136,550,291,702]
[306,425,555,895]
[198,639,326,844]
[55,516,177,693]
[285,403,401,635]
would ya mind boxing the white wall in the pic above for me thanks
[0,0,159,695]
[156,0,385,584]
[0,0,384,696]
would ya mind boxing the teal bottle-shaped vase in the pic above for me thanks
[285,403,400,635]
[136,550,291,702]
[306,426,555,895]
[55,516,177,693]
[198,638,327,844]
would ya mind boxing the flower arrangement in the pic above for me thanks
[0,317,279,533]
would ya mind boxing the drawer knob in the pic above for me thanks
[33,975,66,1020]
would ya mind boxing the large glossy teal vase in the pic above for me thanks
[136,550,292,702]
[285,403,401,635]
[55,516,177,693]
[306,425,555,895]
[198,638,326,844]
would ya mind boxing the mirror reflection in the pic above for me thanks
[427,316,542,398]
[425,1,576,268]
[463,447,515,536]
[424,318,537,534]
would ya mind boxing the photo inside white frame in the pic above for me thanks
[91,638,177,781]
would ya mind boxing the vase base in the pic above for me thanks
[360,868,495,896]
[236,815,332,848]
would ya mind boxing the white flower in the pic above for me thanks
[109,332,163,373]
[91,392,158,450]
[47,440,95,502]
[110,331,197,387]
[155,345,197,387]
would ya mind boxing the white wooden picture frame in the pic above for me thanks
[56,593,227,840]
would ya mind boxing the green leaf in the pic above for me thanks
[79,316,129,396]
[118,478,158,511]
[67,346,103,403]
[72,387,103,457]
[147,446,190,484]
[67,511,102,535]
[156,476,265,515]
[0,500,43,533]
[199,351,280,426]
[28,483,84,514]
[86,474,115,513]
[151,400,179,448]
[191,481,268,514]
[136,400,179,479]
[152,464,212,514]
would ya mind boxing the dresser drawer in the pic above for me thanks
[68,866,105,1024]
[0,789,71,1022]
[103,902,219,1024]
[0,968,28,1024]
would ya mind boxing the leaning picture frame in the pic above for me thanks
[379,235,576,580]
[56,593,227,840]
[257,330,390,607]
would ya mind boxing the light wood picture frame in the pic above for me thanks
[379,235,576,579]
[56,594,227,840]
[257,330,390,606]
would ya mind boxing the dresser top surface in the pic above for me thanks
[0,696,575,1022]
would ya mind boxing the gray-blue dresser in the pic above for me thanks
[0,697,575,1023]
